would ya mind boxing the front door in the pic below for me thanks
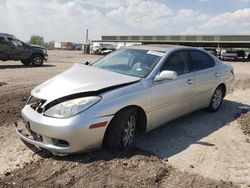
[148,50,194,130]
[9,40,29,60]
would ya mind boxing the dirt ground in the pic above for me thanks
[0,50,249,188]
[239,111,250,137]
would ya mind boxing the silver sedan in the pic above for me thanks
[16,45,234,155]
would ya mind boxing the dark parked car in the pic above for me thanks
[221,50,245,61]
[0,33,48,66]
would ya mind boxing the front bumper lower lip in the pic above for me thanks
[44,54,48,61]
[16,105,114,154]
[16,121,69,152]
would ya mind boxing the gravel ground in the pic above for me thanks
[0,50,249,188]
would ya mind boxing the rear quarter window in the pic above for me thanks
[189,50,215,72]
[0,37,4,44]
[0,37,8,45]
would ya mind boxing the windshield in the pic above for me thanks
[92,48,164,78]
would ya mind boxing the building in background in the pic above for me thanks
[53,41,83,50]
[94,35,250,48]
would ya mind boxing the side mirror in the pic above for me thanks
[154,70,177,82]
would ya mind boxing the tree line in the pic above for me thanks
[28,35,54,48]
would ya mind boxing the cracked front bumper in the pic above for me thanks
[16,105,113,154]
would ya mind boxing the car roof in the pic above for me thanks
[0,33,15,39]
[125,44,194,52]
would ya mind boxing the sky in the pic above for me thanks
[0,0,249,43]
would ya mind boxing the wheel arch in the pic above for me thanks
[116,105,147,133]
[102,105,147,146]
[217,83,226,98]
[30,52,45,60]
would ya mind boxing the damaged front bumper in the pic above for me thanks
[16,120,70,153]
[16,105,113,155]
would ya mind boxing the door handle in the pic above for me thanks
[187,79,193,84]
[214,73,219,77]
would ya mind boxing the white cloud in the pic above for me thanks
[197,0,213,2]
[73,0,125,9]
[182,9,250,35]
[193,8,250,34]
[0,0,249,42]
[237,0,250,2]
[107,0,173,29]
[171,9,208,24]
[0,0,123,42]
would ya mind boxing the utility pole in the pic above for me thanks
[84,29,89,54]
[85,29,88,45]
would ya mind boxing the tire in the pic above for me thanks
[104,107,138,150]
[208,86,224,112]
[21,60,30,66]
[31,54,43,66]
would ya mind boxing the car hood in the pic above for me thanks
[30,44,46,50]
[31,63,140,101]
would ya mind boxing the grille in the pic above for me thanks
[27,96,46,113]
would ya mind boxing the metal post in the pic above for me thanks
[86,29,88,45]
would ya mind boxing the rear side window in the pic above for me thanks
[189,50,215,71]
[161,51,189,75]
[0,37,4,44]
[0,37,8,45]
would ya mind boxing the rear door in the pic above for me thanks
[188,50,219,110]
[148,50,195,130]
[0,37,9,60]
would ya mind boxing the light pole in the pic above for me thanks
[85,29,88,45]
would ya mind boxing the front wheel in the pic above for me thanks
[208,86,224,112]
[31,54,43,66]
[104,108,138,150]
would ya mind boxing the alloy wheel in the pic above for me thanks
[33,56,42,65]
[212,88,222,109]
[122,115,136,147]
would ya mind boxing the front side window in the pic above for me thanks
[11,39,23,47]
[92,48,164,78]
[189,50,215,71]
[160,51,189,75]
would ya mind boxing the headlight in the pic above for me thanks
[44,96,101,118]
[42,49,47,54]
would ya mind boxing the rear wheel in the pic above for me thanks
[104,107,137,150]
[31,54,43,66]
[21,60,30,66]
[208,86,224,112]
